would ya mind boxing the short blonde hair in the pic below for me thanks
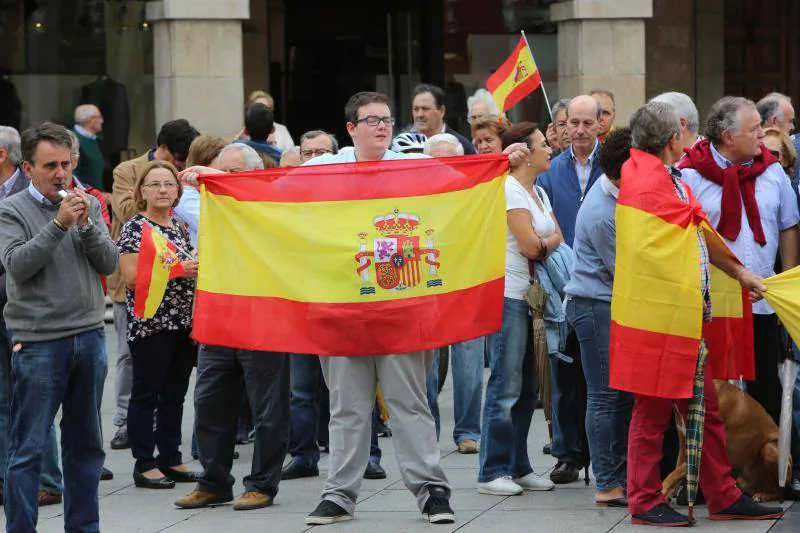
[134,160,182,211]
[246,90,274,110]
[187,135,227,167]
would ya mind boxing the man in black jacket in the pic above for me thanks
[407,84,477,156]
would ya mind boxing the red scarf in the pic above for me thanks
[678,139,777,246]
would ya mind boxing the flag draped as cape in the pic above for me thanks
[610,148,754,399]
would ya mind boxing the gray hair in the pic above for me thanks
[551,98,570,118]
[756,92,791,127]
[218,143,264,170]
[467,89,500,119]
[630,102,681,155]
[705,96,756,146]
[66,129,80,159]
[74,104,99,125]
[299,130,339,154]
[423,133,464,156]
[0,126,22,166]
[650,92,700,134]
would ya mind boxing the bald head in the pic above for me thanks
[74,104,103,135]
[566,95,600,156]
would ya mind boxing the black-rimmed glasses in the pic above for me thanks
[353,116,396,127]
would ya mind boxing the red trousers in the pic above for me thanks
[627,372,741,514]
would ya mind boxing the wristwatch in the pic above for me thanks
[77,218,94,233]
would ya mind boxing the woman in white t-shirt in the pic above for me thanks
[478,122,563,496]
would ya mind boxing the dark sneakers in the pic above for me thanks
[709,494,784,521]
[281,461,319,480]
[363,460,387,479]
[549,461,580,484]
[306,500,353,525]
[631,503,691,527]
[422,486,455,524]
[110,426,130,450]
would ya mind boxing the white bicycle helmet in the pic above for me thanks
[391,132,428,154]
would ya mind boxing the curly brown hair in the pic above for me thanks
[133,160,182,211]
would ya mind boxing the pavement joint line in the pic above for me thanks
[450,492,513,532]
[157,506,215,532]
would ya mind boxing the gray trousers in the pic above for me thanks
[319,350,449,515]
[112,302,132,427]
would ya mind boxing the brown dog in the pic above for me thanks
[662,380,790,503]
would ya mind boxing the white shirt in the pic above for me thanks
[681,143,800,314]
[272,123,295,152]
[174,186,200,248]
[504,176,555,300]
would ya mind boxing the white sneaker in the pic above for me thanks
[513,473,555,491]
[477,476,523,496]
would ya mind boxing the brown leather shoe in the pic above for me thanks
[233,491,272,511]
[38,491,62,506]
[174,490,233,509]
[457,439,479,454]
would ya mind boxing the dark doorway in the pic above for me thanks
[281,1,442,145]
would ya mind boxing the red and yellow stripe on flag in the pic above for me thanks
[133,222,186,319]
[192,155,508,356]
[485,36,542,113]
[609,149,753,399]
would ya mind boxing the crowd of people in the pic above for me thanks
[0,81,799,532]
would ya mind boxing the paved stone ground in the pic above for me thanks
[2,323,794,532]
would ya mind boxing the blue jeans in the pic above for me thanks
[0,319,62,496]
[5,329,108,533]
[426,338,484,445]
[289,354,380,466]
[566,298,633,490]
[478,298,536,482]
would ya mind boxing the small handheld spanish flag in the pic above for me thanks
[133,222,186,319]
[486,35,542,113]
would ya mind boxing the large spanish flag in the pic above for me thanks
[134,222,186,319]
[486,35,542,113]
[610,149,754,399]
[192,155,508,356]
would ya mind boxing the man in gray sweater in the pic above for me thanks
[0,123,118,533]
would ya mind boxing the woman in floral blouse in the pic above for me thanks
[118,160,199,489]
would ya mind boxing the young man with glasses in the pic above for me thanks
[302,92,453,526]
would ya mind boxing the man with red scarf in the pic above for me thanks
[680,96,800,424]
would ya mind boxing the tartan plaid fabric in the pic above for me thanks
[668,165,712,322]
[685,339,709,510]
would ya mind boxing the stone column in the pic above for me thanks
[551,0,654,125]
[146,0,249,138]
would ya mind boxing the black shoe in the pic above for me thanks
[160,466,199,483]
[364,460,387,479]
[542,442,551,455]
[306,500,353,525]
[133,470,176,489]
[233,450,240,460]
[422,486,455,524]
[110,427,130,450]
[549,461,579,484]
[100,467,114,481]
[709,493,784,521]
[281,461,319,480]
[631,503,690,526]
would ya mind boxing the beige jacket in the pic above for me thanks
[107,151,152,303]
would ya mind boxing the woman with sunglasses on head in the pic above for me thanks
[478,122,562,496]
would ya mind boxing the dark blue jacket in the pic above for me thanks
[537,144,603,247]
[235,139,282,166]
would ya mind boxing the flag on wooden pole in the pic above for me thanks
[486,35,542,113]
